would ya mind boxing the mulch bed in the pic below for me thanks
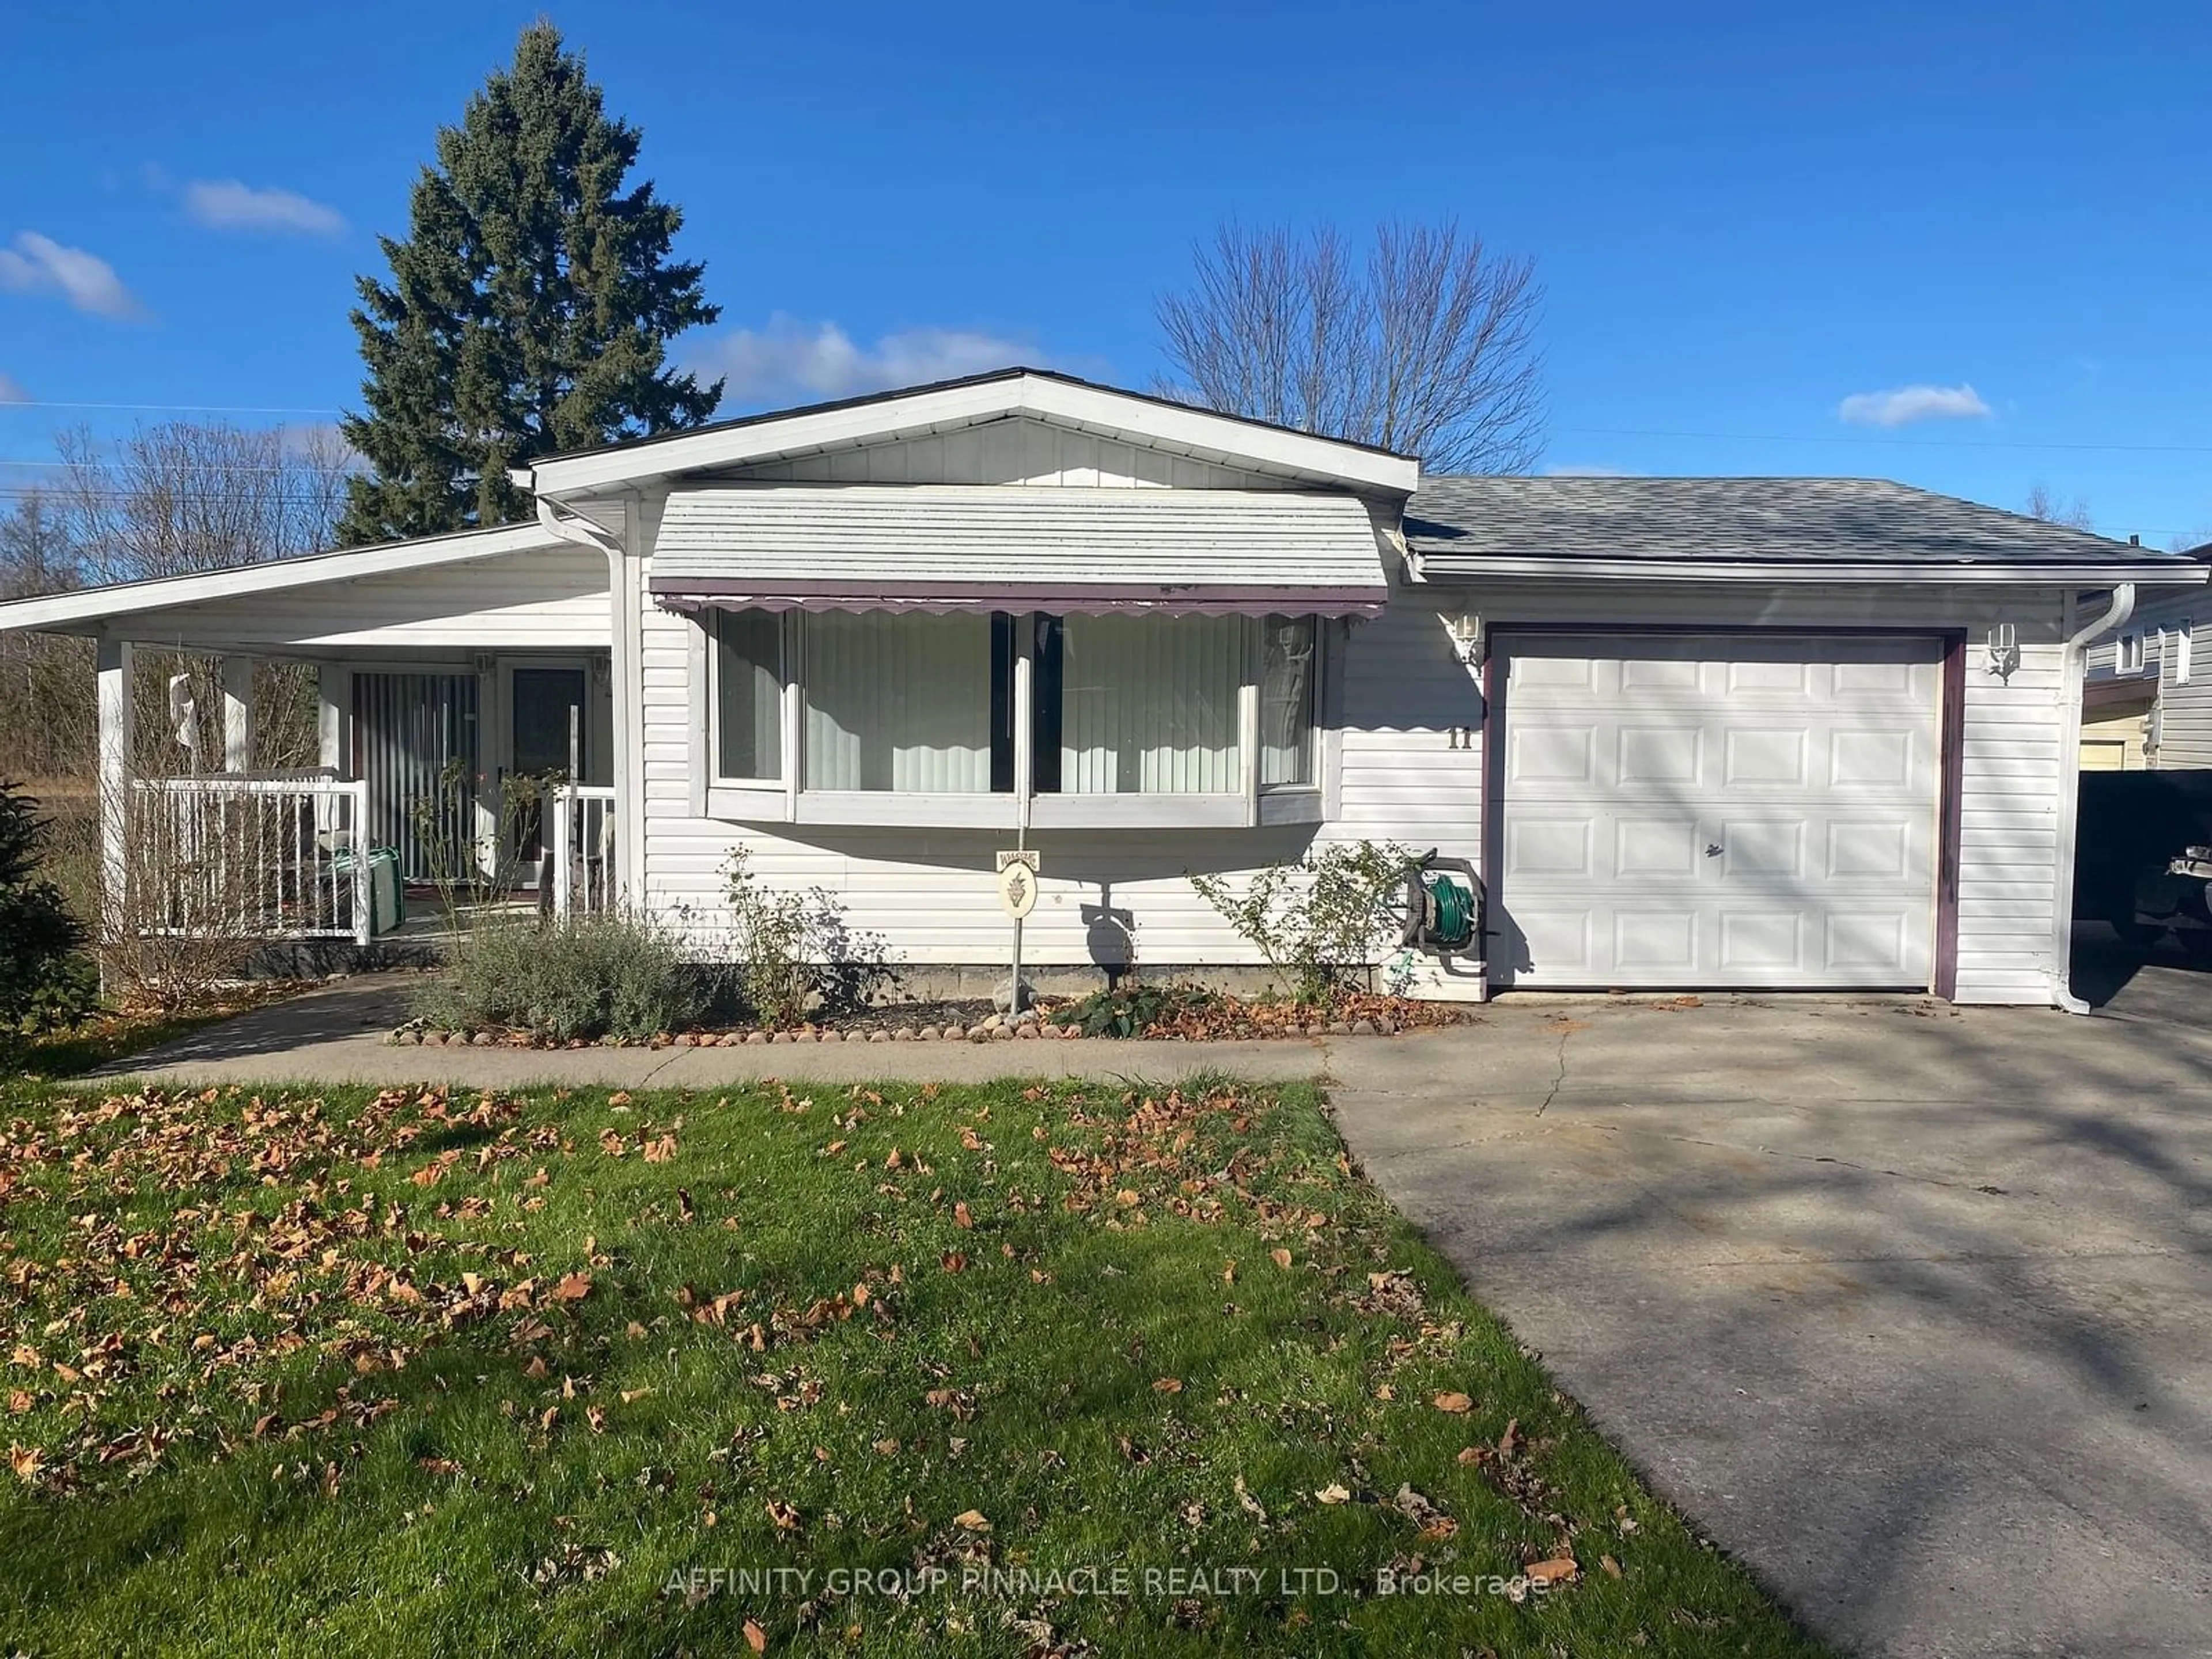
[390,989,1483,1049]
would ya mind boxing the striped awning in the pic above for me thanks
[646,484,1392,616]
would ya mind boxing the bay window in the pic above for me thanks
[704,607,1327,824]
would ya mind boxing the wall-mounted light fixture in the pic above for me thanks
[1450,611,1483,666]
[1986,623,2020,682]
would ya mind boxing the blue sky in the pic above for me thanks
[2,0,2207,543]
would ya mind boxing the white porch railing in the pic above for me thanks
[127,775,376,944]
[548,784,618,918]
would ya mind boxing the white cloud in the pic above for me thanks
[0,371,26,404]
[695,315,1043,407]
[0,232,139,319]
[1836,382,1991,427]
[182,179,347,236]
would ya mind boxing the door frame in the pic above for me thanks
[483,654,597,887]
[1480,625,1964,995]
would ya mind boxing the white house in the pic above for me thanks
[2,369,2200,1008]
[2080,544,2211,770]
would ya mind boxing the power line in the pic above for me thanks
[0,398,343,417]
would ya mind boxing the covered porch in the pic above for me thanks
[96,642,619,945]
[0,516,624,950]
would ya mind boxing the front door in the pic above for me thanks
[509,665,588,873]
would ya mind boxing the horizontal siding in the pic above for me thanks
[652,486,1385,591]
[108,543,612,651]
[722,416,1285,490]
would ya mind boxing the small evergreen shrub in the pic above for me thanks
[416,910,704,1042]
[0,782,91,1047]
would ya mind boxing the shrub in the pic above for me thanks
[416,910,703,1041]
[1188,839,1411,1004]
[1060,980,1217,1039]
[0,782,91,1046]
[723,849,892,1027]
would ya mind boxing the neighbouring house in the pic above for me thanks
[0,369,2200,1007]
[2080,541,2211,770]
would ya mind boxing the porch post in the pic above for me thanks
[96,635,134,941]
[221,655,255,774]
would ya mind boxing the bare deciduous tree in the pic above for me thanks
[56,420,353,585]
[2024,483,2095,533]
[1156,220,1546,472]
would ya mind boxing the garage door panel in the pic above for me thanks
[1615,817,1699,877]
[1507,724,1596,782]
[1719,911,1807,973]
[1619,725,1703,784]
[1724,728,1810,786]
[1719,819,1804,878]
[1614,911,1699,972]
[1495,633,1939,989]
[1505,817,1592,877]
[1825,819,1914,879]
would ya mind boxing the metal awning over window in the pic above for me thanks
[646,484,1392,617]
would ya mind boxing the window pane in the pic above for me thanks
[1059,613,1240,794]
[715,609,782,780]
[805,611,995,792]
[1260,616,1317,787]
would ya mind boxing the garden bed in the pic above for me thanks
[387,987,1484,1049]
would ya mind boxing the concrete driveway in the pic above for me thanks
[1330,954,2212,1658]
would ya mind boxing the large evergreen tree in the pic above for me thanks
[339,22,722,544]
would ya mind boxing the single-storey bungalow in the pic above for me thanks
[3,369,2200,1007]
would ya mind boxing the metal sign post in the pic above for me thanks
[995,850,1040,1013]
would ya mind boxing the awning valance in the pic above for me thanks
[646,484,1392,617]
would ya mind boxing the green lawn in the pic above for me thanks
[0,1075,1827,1657]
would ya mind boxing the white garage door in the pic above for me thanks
[1491,633,1942,990]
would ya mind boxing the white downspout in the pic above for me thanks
[2051,582,2136,1013]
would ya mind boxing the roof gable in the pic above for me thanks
[525,369,1421,499]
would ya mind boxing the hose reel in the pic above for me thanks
[1402,850,1482,958]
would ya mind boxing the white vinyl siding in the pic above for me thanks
[720,416,1288,490]
[803,611,994,793]
[1059,613,1240,794]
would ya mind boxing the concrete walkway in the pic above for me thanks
[85,960,2212,1656]
[94,974,1330,1089]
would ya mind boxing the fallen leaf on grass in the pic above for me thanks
[1600,1554,1622,1579]
[953,1509,991,1532]
[1152,1377,1183,1394]
[1527,1556,1578,1587]
[743,1619,767,1654]
[766,1498,801,1530]
[1498,1418,1520,1457]
[953,1202,974,1229]
[1269,1248,1293,1270]
[1315,1483,1351,1505]
[550,1271,594,1303]
[1433,1391,1474,1414]
[939,1252,968,1274]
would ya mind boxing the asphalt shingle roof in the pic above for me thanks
[1403,476,2179,569]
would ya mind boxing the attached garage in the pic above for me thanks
[1488,632,1942,990]
[1402,474,2209,1005]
